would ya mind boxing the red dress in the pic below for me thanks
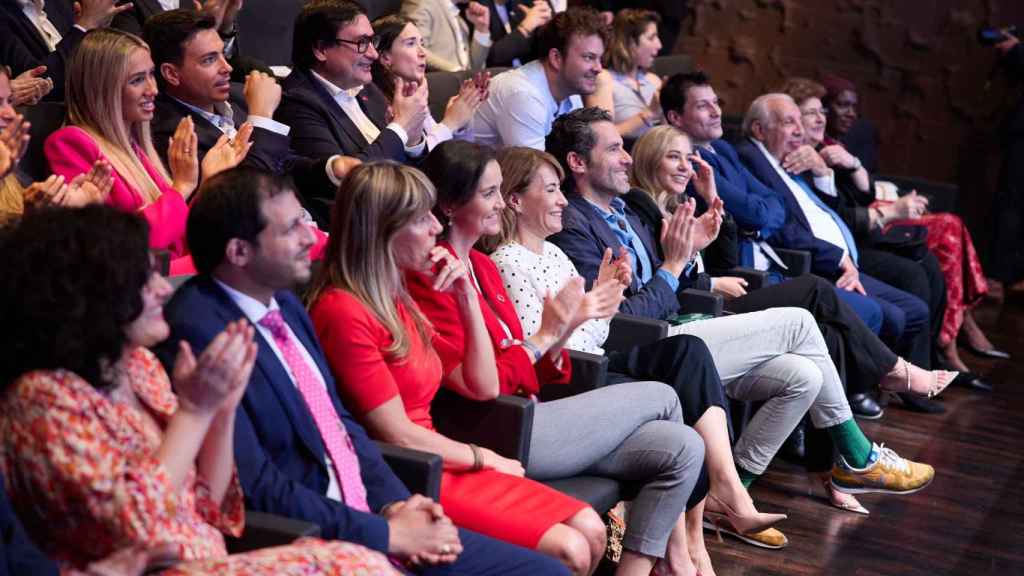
[311,288,587,549]
[405,244,572,397]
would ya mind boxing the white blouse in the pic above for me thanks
[491,241,609,355]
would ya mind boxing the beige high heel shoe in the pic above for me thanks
[703,493,787,535]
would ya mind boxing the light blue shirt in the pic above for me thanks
[586,197,681,292]
[470,60,582,150]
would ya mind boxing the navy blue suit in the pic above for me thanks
[550,192,698,320]
[157,275,567,575]
[277,68,409,162]
[734,138,929,356]
[0,472,57,576]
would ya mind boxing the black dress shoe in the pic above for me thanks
[962,343,1011,360]
[849,393,884,420]
[896,393,947,414]
[779,422,807,463]
[952,371,994,392]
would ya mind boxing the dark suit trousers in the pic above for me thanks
[725,275,898,397]
[858,249,945,369]
[605,333,717,510]
[415,528,569,575]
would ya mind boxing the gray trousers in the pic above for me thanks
[670,307,853,474]
[527,381,705,558]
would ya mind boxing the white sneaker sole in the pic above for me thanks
[829,474,934,495]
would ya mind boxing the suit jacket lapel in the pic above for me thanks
[5,2,49,56]
[746,141,814,233]
[567,194,642,292]
[197,277,327,460]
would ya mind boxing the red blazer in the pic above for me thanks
[406,243,571,396]
[45,126,189,257]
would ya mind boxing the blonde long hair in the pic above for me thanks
[308,162,435,359]
[480,147,565,254]
[630,125,689,214]
[66,29,169,205]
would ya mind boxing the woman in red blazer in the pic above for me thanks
[44,29,249,257]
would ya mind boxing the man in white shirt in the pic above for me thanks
[735,93,932,384]
[278,0,430,163]
[471,7,606,150]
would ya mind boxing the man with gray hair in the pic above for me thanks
[734,94,945,401]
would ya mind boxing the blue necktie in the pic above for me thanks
[792,176,859,264]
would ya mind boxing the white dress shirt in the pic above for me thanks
[214,278,343,502]
[156,0,179,10]
[471,60,582,150]
[310,71,426,158]
[18,0,65,52]
[751,139,851,259]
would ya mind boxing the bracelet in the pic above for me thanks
[468,443,483,471]
[520,339,543,362]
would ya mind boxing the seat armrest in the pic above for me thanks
[432,390,535,465]
[605,313,669,351]
[677,289,724,316]
[708,267,769,291]
[375,441,442,500]
[225,511,321,554]
[774,248,812,276]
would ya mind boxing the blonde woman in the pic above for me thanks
[44,29,249,257]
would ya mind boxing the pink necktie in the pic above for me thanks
[259,309,370,512]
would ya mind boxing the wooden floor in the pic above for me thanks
[707,293,1024,576]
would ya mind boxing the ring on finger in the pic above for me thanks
[440,544,452,554]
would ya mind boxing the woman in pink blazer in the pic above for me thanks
[45,29,249,257]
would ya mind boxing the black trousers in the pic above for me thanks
[724,274,898,397]
[858,249,946,369]
[605,333,719,510]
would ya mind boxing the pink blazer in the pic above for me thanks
[45,126,189,257]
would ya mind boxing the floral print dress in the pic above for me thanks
[0,347,398,575]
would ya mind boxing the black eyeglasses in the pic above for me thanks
[330,35,380,54]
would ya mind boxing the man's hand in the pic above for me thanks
[194,0,244,33]
[391,77,429,144]
[782,144,830,177]
[836,254,866,295]
[891,190,929,219]
[516,0,552,35]
[243,71,281,118]
[387,495,462,566]
[330,155,362,181]
[466,1,489,32]
[74,0,133,30]
[10,67,53,106]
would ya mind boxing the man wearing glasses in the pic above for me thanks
[277,0,430,162]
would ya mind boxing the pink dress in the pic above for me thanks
[45,126,189,257]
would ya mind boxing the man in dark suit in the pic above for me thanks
[143,9,359,225]
[733,93,937,388]
[0,0,127,100]
[277,0,429,162]
[156,167,568,575]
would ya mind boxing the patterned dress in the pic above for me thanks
[0,347,398,575]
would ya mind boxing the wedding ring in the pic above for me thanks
[441,544,452,554]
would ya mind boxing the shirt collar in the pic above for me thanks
[521,60,577,117]
[172,95,235,126]
[213,277,280,324]
[585,195,628,220]
[310,69,365,101]
[751,138,785,173]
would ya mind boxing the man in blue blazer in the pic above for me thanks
[156,167,567,575]
[276,0,429,163]
[731,93,935,383]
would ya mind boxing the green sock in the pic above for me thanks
[826,419,874,468]
[737,466,759,488]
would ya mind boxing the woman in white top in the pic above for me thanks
[371,14,487,151]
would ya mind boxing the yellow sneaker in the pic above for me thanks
[830,443,935,495]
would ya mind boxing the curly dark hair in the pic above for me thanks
[0,205,151,390]
[546,106,613,193]
[536,8,609,64]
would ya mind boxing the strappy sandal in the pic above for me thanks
[879,357,957,399]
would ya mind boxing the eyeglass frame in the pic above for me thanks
[328,34,381,54]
